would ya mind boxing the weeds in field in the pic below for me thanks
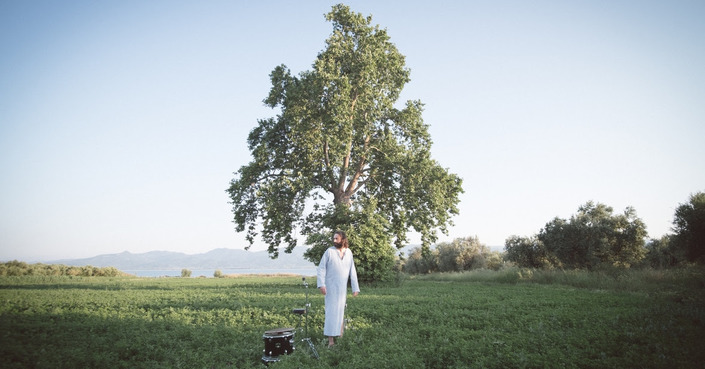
[416,266,705,293]
[1,270,704,368]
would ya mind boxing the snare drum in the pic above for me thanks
[261,327,295,363]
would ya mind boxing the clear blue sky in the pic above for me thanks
[1,0,703,261]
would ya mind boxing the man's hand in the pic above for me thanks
[353,291,359,297]
[319,286,326,295]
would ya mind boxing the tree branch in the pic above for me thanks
[337,93,359,194]
[338,140,352,192]
[323,140,336,189]
[345,134,370,195]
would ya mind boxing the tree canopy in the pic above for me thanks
[671,191,705,263]
[403,236,504,274]
[539,202,647,269]
[226,4,463,280]
[505,202,647,269]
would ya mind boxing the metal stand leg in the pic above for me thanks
[302,337,319,359]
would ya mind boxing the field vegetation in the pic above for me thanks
[1,268,703,368]
[0,260,124,277]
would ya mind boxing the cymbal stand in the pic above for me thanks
[292,277,319,359]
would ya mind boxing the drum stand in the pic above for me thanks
[292,277,319,360]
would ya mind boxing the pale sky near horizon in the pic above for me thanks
[1,0,703,262]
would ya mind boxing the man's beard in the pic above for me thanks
[334,241,343,249]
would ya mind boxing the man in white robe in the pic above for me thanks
[317,231,360,347]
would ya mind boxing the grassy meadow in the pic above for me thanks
[1,268,704,369]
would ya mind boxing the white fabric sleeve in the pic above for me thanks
[316,249,328,288]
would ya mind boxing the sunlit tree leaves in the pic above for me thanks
[227,4,463,281]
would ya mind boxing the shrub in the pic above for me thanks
[0,262,124,277]
[403,247,437,274]
[404,236,500,274]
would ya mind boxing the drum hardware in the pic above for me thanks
[261,277,319,364]
[261,327,295,364]
[293,277,319,359]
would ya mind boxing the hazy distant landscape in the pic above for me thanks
[42,244,503,272]
[47,248,315,271]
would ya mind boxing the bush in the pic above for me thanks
[0,261,124,277]
[538,202,647,269]
[403,236,501,274]
[485,251,504,270]
[644,236,681,268]
[181,269,192,278]
[403,247,437,274]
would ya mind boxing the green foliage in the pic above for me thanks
[504,235,557,269]
[1,271,704,368]
[644,235,681,268]
[418,265,705,293]
[226,4,463,280]
[0,261,123,277]
[536,202,648,269]
[213,269,224,278]
[437,236,487,271]
[180,269,192,278]
[403,236,502,274]
[304,200,396,282]
[671,191,705,263]
[402,246,437,274]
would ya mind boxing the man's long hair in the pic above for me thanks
[334,230,349,249]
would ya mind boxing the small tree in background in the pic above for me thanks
[670,191,705,264]
[504,202,647,270]
[644,235,680,268]
[436,236,488,272]
[181,269,192,278]
[484,251,504,271]
[538,202,647,269]
[504,235,557,269]
[403,236,501,274]
[403,247,437,274]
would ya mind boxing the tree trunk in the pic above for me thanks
[332,189,353,207]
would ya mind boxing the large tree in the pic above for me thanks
[227,4,463,280]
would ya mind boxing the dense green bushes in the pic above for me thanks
[0,261,123,277]
[503,193,705,270]
[403,236,504,274]
[505,202,647,270]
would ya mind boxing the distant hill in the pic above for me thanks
[46,243,505,271]
[49,247,314,270]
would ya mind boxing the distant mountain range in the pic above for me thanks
[45,244,504,271]
[49,247,314,270]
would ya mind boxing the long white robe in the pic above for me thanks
[316,246,360,337]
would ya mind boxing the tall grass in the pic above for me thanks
[415,266,705,294]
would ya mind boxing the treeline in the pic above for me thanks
[0,261,124,277]
[404,191,705,273]
[403,236,504,274]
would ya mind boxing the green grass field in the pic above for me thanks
[1,268,703,368]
